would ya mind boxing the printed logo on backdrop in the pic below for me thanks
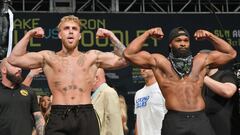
[13,16,160,51]
[214,29,240,47]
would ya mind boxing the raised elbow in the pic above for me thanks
[230,49,237,59]
[221,84,237,98]
[113,57,129,69]
[123,50,132,61]
[7,56,17,66]
[222,91,234,98]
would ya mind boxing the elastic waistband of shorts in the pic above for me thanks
[167,110,205,118]
[50,104,94,117]
[51,104,94,111]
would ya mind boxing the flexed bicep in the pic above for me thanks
[94,50,128,70]
[203,50,234,68]
[8,51,45,69]
[8,27,46,69]
[195,29,236,68]
[124,50,156,69]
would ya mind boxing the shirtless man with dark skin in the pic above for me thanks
[8,15,128,135]
[124,27,236,135]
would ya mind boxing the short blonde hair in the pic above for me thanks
[57,15,81,31]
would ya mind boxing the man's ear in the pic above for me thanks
[1,67,7,74]
[79,35,81,40]
[58,33,62,39]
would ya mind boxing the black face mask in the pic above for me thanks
[6,72,23,84]
[168,51,193,78]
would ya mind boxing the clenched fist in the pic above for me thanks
[194,30,213,41]
[146,27,164,40]
[96,28,113,39]
[28,27,45,38]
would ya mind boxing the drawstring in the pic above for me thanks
[62,106,80,119]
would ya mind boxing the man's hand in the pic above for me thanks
[28,68,43,78]
[96,28,113,39]
[28,27,45,38]
[22,68,43,86]
[146,27,164,39]
[194,30,213,41]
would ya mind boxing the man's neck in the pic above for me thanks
[145,77,156,86]
[1,79,16,89]
[59,47,80,57]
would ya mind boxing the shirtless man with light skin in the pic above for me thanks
[8,15,128,135]
[124,27,236,135]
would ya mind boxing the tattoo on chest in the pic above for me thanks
[62,85,77,92]
[68,85,77,90]
[62,85,85,93]
[54,81,61,87]
[78,88,86,92]
[47,51,57,61]
[77,55,86,66]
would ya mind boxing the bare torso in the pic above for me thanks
[153,53,208,112]
[42,51,98,105]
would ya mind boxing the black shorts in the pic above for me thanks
[45,104,100,135]
[162,110,215,135]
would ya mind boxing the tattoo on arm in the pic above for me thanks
[108,33,126,57]
[113,41,126,57]
[34,112,45,135]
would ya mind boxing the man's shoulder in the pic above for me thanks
[40,50,55,54]
[192,52,209,67]
[152,53,168,60]
[194,51,209,60]
[103,86,118,95]
[82,50,101,59]
[85,49,100,55]
[40,50,57,57]
[135,87,146,95]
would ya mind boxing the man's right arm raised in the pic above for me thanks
[8,27,45,69]
[123,27,164,69]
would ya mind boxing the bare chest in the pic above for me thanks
[50,55,93,74]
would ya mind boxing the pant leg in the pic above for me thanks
[162,110,215,135]
[191,113,215,135]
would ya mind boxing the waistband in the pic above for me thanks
[51,104,94,116]
[51,104,93,110]
[51,104,94,114]
[166,110,205,118]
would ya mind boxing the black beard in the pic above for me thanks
[171,47,192,58]
[6,73,23,84]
